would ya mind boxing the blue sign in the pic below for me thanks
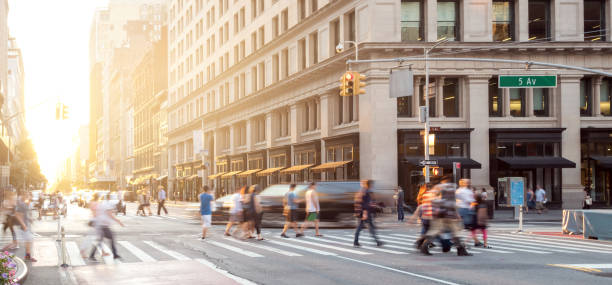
[510,180,525,206]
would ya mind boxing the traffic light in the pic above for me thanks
[422,166,441,177]
[56,103,61,120]
[62,104,69,120]
[339,71,355,96]
[353,72,366,95]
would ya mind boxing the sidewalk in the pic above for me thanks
[377,209,563,225]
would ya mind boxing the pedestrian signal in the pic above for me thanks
[62,104,69,120]
[423,166,441,177]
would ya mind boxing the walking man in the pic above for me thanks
[280,184,302,238]
[535,185,547,214]
[199,186,214,240]
[354,180,382,247]
[394,187,405,222]
[224,187,244,236]
[300,182,322,237]
[89,193,125,261]
[157,186,168,215]
[15,192,36,262]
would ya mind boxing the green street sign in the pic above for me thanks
[498,75,557,88]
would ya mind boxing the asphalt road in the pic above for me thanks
[12,203,612,285]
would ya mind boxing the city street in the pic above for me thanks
[10,203,612,285]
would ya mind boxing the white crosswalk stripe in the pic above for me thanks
[282,237,372,255]
[498,233,612,249]
[491,235,611,253]
[307,236,409,255]
[268,239,337,256]
[207,240,264,257]
[118,241,156,262]
[326,235,417,252]
[223,238,302,257]
[353,235,485,254]
[143,241,190,260]
[65,241,86,266]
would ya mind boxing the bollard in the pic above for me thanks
[60,225,68,268]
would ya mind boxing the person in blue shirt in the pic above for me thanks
[280,184,303,238]
[157,186,168,216]
[199,186,214,240]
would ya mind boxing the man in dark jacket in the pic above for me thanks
[353,180,383,247]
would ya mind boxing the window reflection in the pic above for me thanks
[489,77,503,117]
[510,89,525,117]
[437,1,458,41]
[401,0,423,42]
[528,0,550,41]
[584,0,605,41]
[601,79,611,116]
[533,88,549,117]
[492,0,514,41]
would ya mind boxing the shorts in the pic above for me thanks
[201,215,212,228]
[285,209,297,223]
[306,212,319,221]
[536,202,545,210]
[18,228,33,242]
[230,212,243,223]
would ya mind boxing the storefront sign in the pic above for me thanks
[498,75,557,88]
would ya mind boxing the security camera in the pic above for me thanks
[335,43,344,53]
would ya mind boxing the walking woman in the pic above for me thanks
[2,192,18,251]
[526,188,535,213]
[471,194,491,248]
[244,185,264,240]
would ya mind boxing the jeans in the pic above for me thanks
[354,213,379,244]
[397,206,404,221]
[420,219,431,235]
[458,208,473,229]
[90,226,118,258]
[157,199,168,215]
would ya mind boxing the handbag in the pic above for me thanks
[585,197,593,206]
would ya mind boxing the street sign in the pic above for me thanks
[498,75,557,88]
[430,127,441,132]
[419,160,438,166]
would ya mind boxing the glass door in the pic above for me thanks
[595,168,611,205]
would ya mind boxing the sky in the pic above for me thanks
[8,0,108,184]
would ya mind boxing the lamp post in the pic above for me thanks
[424,38,448,184]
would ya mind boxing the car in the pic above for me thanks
[40,198,57,217]
[211,194,233,224]
[105,192,127,215]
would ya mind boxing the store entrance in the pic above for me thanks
[594,168,611,206]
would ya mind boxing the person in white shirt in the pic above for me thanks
[224,187,244,236]
[535,185,547,214]
[455,179,480,245]
[300,182,322,237]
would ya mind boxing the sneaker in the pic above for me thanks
[280,233,289,238]
[88,257,99,263]
[474,242,484,247]
[295,233,304,238]
[376,241,384,247]
[353,242,361,248]
[113,255,122,260]
[224,232,231,237]
[200,237,206,240]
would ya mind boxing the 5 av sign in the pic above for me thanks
[498,75,557,88]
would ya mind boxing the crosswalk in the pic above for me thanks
[30,231,612,268]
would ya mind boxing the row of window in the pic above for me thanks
[401,0,607,42]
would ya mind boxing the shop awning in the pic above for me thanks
[156,175,168,181]
[221,171,243,178]
[401,157,482,169]
[208,172,226,179]
[280,164,314,174]
[237,169,262,177]
[310,161,352,172]
[497,157,576,169]
[589,156,612,169]
[256,167,285,176]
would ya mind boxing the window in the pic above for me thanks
[272,16,279,38]
[528,0,550,41]
[258,26,265,48]
[345,11,356,42]
[272,54,279,83]
[489,77,503,117]
[437,1,459,41]
[584,0,606,41]
[309,31,318,65]
[281,48,289,79]
[401,0,423,42]
[442,78,459,117]
[533,88,549,117]
[281,9,289,33]
[492,0,514,41]
[258,62,265,89]
[397,96,412,117]
[601,79,611,116]
[298,0,306,21]
[310,0,318,14]
[580,78,592,116]
[330,19,340,55]
[298,38,306,71]
[419,81,435,117]
[509,89,526,117]
[251,66,258,92]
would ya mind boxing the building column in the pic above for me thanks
[503,88,511,117]
[229,125,235,155]
[436,77,445,118]
[358,69,397,204]
[559,75,584,209]
[515,0,529,42]
[290,104,299,144]
[424,0,438,42]
[593,76,603,117]
[466,75,492,191]
[342,96,350,124]
[265,112,273,148]
[413,77,421,117]
[526,88,534,117]
[246,119,253,152]
[551,0,584,41]
[320,94,331,181]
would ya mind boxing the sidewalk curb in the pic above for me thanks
[14,256,28,284]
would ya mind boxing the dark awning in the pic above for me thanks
[498,157,576,169]
[401,157,482,169]
[590,156,612,169]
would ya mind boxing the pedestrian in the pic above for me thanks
[246,185,264,240]
[394,187,405,222]
[411,184,435,249]
[157,186,168,215]
[89,193,124,261]
[199,186,214,240]
[535,185,547,214]
[420,176,471,256]
[353,179,382,247]
[470,194,491,248]
[583,187,592,209]
[224,187,244,237]
[280,184,302,238]
[300,182,322,237]
[1,192,18,251]
[526,188,535,213]
[143,188,153,216]
[456,179,475,230]
[14,192,37,262]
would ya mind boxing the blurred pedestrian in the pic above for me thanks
[394,187,405,222]
[471,194,491,248]
[420,176,471,256]
[143,188,153,216]
[300,182,322,237]
[199,186,214,240]
[411,184,435,249]
[224,187,244,237]
[535,185,547,214]
[1,192,18,251]
[280,184,302,238]
[583,187,592,209]
[157,186,168,215]
[136,190,145,216]
[89,193,125,261]
[354,180,382,247]
[245,185,264,240]
[456,179,475,229]
[15,192,37,262]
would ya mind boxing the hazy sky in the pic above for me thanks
[8,0,108,183]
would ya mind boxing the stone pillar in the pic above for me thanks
[515,0,529,42]
[424,0,437,42]
[461,0,492,42]
[594,76,603,116]
[342,96,350,124]
[290,104,299,144]
[436,77,444,118]
[246,119,252,152]
[526,88,534,117]
[320,94,331,137]
[466,75,492,190]
[413,77,421,116]
[308,101,315,130]
[265,113,273,147]
[559,75,584,209]
[503,88,511,117]
[358,69,397,200]
[229,125,235,155]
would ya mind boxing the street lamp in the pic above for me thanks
[336,40,360,61]
[424,37,448,184]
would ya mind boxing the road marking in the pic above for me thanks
[556,263,612,269]
[195,259,258,285]
[326,235,417,252]
[355,235,484,254]
[483,238,578,253]
[334,255,463,285]
[548,264,602,273]
[491,235,610,253]
[207,241,264,257]
[100,243,121,264]
[32,240,59,267]
[503,233,612,249]
[283,237,371,255]
[149,216,164,220]
[143,241,190,260]
[223,238,302,257]
[65,242,86,266]
[477,244,545,254]
[118,241,156,262]
[306,236,408,255]
[162,216,178,220]
[268,239,336,256]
